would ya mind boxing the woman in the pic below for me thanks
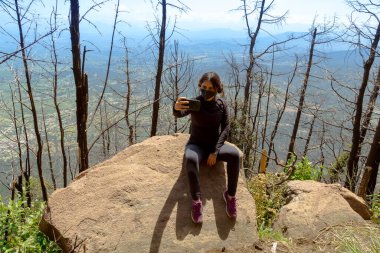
[173,71,240,224]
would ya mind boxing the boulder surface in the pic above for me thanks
[273,180,371,242]
[40,133,258,252]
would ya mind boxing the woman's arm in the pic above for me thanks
[173,105,190,118]
[173,97,191,118]
[213,99,230,154]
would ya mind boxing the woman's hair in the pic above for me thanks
[198,72,224,95]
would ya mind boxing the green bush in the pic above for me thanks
[369,193,380,224]
[0,194,61,253]
[247,173,288,229]
[288,156,322,181]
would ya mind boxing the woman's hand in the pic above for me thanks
[207,153,217,167]
[174,97,189,111]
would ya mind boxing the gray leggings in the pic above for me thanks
[184,143,240,200]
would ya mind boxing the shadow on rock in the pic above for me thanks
[149,158,235,253]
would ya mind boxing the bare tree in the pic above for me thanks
[266,57,298,168]
[357,115,380,197]
[163,40,193,133]
[345,0,380,190]
[49,0,68,187]
[12,0,48,201]
[237,0,287,143]
[286,27,317,162]
[149,0,189,136]
[70,0,89,173]
[123,38,134,146]
[41,102,57,190]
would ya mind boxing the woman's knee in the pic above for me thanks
[184,151,200,168]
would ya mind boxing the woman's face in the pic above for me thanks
[200,80,216,92]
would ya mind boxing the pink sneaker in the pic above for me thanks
[191,200,203,224]
[223,191,237,218]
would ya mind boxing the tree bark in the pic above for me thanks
[303,113,316,157]
[150,0,167,137]
[286,28,317,163]
[15,0,47,201]
[239,0,266,142]
[42,102,57,190]
[346,22,380,190]
[50,0,68,187]
[70,0,89,172]
[357,116,380,197]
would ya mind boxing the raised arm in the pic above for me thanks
[173,97,191,118]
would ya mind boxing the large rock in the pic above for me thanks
[40,133,258,253]
[273,180,371,242]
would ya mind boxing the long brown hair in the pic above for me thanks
[198,72,224,96]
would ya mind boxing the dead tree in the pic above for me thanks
[149,0,189,136]
[345,1,380,189]
[261,46,275,152]
[90,0,120,125]
[70,0,89,172]
[163,40,193,133]
[123,38,134,146]
[237,0,287,143]
[49,0,68,187]
[150,0,167,137]
[267,57,298,167]
[225,52,242,143]
[286,27,317,162]
[357,115,380,197]
[16,73,31,206]
[41,102,57,190]
[303,111,317,158]
[14,0,47,201]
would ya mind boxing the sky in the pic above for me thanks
[75,0,352,33]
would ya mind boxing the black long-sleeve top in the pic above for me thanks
[173,96,230,154]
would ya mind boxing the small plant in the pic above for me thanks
[287,156,322,181]
[0,193,61,253]
[368,193,380,224]
[247,173,288,228]
[257,223,290,243]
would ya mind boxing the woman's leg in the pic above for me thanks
[184,144,207,200]
[217,143,240,196]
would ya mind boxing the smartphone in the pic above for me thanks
[185,98,201,111]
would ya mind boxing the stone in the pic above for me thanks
[273,180,370,242]
[40,133,259,252]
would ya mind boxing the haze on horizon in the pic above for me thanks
[10,0,352,35]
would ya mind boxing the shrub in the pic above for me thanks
[0,194,61,253]
[368,193,380,224]
[247,173,288,229]
[287,156,322,181]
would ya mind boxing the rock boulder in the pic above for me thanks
[273,180,371,242]
[40,133,258,252]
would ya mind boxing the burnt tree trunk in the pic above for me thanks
[41,102,57,190]
[15,0,47,201]
[50,2,68,187]
[124,41,134,146]
[303,113,316,157]
[286,28,317,163]
[239,0,266,142]
[70,0,89,172]
[357,116,380,197]
[346,22,380,190]
[150,0,167,137]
